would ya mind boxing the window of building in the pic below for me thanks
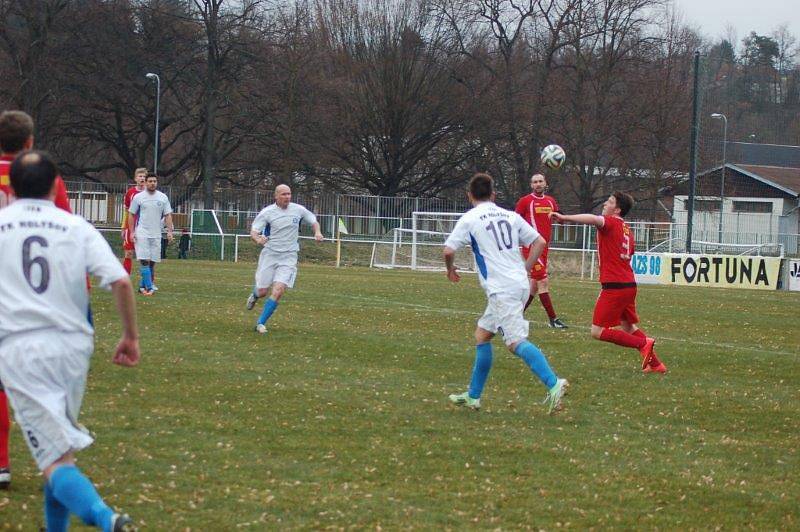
[732,201,773,213]
[686,199,720,211]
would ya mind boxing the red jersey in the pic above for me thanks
[0,155,71,212]
[515,193,559,244]
[597,215,635,284]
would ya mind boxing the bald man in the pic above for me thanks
[246,185,323,334]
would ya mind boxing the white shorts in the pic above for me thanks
[477,287,531,346]
[255,250,298,289]
[0,331,94,471]
[134,236,162,262]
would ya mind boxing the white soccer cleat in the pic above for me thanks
[246,293,258,310]
[255,324,267,334]
[151,285,158,292]
[448,391,480,410]
[542,378,568,415]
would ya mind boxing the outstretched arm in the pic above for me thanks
[551,212,604,227]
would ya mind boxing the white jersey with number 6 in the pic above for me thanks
[445,201,540,296]
[0,199,127,339]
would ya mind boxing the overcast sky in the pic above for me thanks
[672,0,799,44]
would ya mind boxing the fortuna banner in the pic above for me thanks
[789,259,800,292]
[661,254,782,290]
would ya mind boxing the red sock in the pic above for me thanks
[599,328,647,349]
[123,257,132,275]
[632,329,661,365]
[539,292,557,320]
[0,390,9,469]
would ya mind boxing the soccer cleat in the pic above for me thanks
[548,318,569,329]
[246,293,258,310]
[448,391,480,410]
[0,468,10,489]
[151,285,158,292]
[644,361,668,374]
[111,513,137,532]
[638,337,656,370]
[542,378,568,415]
[255,324,267,334]
[140,289,154,296]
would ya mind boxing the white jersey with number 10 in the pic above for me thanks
[445,202,540,296]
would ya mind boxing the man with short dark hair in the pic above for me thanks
[443,173,568,415]
[0,110,74,490]
[515,173,568,328]
[127,174,173,295]
[0,150,139,530]
[553,192,667,373]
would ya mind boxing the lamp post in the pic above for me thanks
[145,73,161,174]
[711,113,727,244]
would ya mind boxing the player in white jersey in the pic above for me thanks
[127,173,173,295]
[246,184,323,334]
[0,151,139,531]
[443,173,568,415]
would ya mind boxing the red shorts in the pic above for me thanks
[522,246,549,280]
[592,287,639,328]
[122,228,135,251]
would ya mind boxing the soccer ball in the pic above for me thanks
[540,144,566,169]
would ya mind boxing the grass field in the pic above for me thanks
[2,260,799,530]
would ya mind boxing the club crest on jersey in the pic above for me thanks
[292,217,300,223]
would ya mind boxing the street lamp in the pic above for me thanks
[711,113,727,244]
[145,73,161,174]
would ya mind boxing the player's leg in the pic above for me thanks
[134,238,153,293]
[449,306,497,409]
[621,319,666,373]
[502,289,567,414]
[524,277,537,311]
[122,228,134,276]
[1,334,134,531]
[149,239,160,290]
[592,288,655,364]
[538,276,568,329]
[0,380,9,489]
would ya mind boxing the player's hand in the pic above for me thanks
[113,336,140,367]
[314,232,324,242]
[446,268,461,283]
[258,235,268,246]
[167,231,174,243]
[550,212,565,222]
[132,233,138,243]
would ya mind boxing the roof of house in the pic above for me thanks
[696,163,800,198]
[728,142,800,168]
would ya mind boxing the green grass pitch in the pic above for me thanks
[2,261,798,529]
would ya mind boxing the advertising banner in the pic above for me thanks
[789,259,800,292]
[631,253,664,285]
[661,254,782,290]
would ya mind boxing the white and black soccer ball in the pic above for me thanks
[540,144,566,169]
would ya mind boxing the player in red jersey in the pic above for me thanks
[515,174,568,329]
[0,111,70,212]
[0,110,75,490]
[121,167,148,274]
[553,191,667,373]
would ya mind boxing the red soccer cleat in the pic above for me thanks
[643,361,668,374]
[638,337,655,370]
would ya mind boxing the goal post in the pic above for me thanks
[372,211,473,272]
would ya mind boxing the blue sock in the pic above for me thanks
[49,465,114,530]
[258,298,278,325]
[468,343,493,399]
[141,265,152,290]
[514,340,558,389]
[44,481,69,532]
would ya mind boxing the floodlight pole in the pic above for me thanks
[145,73,161,174]
[711,113,727,244]
[686,51,700,253]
